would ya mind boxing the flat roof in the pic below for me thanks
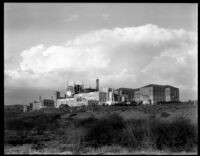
[141,84,178,89]
[115,88,140,91]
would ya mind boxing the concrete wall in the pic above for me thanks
[56,91,107,107]
[32,101,42,111]
[165,87,179,102]
[114,88,135,102]
[140,85,179,104]
[153,86,165,104]
[134,90,140,103]
[140,87,153,104]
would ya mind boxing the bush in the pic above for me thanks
[69,113,77,117]
[74,116,98,128]
[5,109,197,153]
[85,114,124,147]
[160,112,170,118]
[5,113,61,145]
[151,117,197,151]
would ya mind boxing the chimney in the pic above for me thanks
[96,78,99,91]
[39,96,42,102]
[56,91,60,99]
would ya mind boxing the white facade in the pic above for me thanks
[31,101,43,110]
[56,91,107,107]
[56,98,88,108]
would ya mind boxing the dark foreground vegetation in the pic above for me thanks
[4,106,198,154]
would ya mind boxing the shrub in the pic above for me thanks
[85,114,124,147]
[160,112,170,118]
[5,108,197,153]
[69,113,77,117]
[119,119,152,149]
[74,116,98,128]
[151,117,197,152]
[5,113,61,145]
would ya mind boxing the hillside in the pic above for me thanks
[4,103,198,154]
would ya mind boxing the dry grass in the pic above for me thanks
[4,144,197,155]
[4,103,198,154]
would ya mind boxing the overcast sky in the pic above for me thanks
[4,3,197,105]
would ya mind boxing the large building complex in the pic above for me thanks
[56,79,117,107]
[27,78,180,111]
[55,80,179,107]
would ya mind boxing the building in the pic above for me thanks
[165,85,179,102]
[42,99,55,107]
[56,88,107,108]
[29,101,42,111]
[139,84,179,105]
[66,79,100,95]
[102,87,120,105]
[74,84,83,94]
[56,91,106,108]
[134,89,141,103]
[114,88,138,103]
[66,84,75,97]
[5,104,25,113]
[74,91,107,105]
[56,97,87,107]
[55,79,180,107]
[103,87,113,102]
[82,88,97,93]
[26,97,55,112]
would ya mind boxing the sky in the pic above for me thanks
[4,3,198,105]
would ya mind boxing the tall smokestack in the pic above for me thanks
[96,78,99,91]
[56,91,60,100]
[39,96,42,102]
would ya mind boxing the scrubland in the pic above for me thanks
[4,103,198,154]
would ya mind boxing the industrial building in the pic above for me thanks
[56,79,111,107]
[114,88,139,104]
[55,80,180,107]
[27,78,180,111]
[138,84,179,105]
[24,97,55,112]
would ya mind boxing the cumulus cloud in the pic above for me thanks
[4,24,197,100]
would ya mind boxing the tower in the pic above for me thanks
[96,78,99,91]
[56,91,60,99]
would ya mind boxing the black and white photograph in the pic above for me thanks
[4,3,198,154]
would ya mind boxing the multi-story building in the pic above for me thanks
[29,101,42,111]
[74,84,83,94]
[134,89,141,103]
[114,88,138,103]
[139,84,179,105]
[74,91,107,105]
[56,91,107,107]
[165,85,179,102]
[56,80,180,107]
[42,99,55,107]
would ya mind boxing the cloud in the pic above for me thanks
[64,14,79,22]
[5,24,197,100]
